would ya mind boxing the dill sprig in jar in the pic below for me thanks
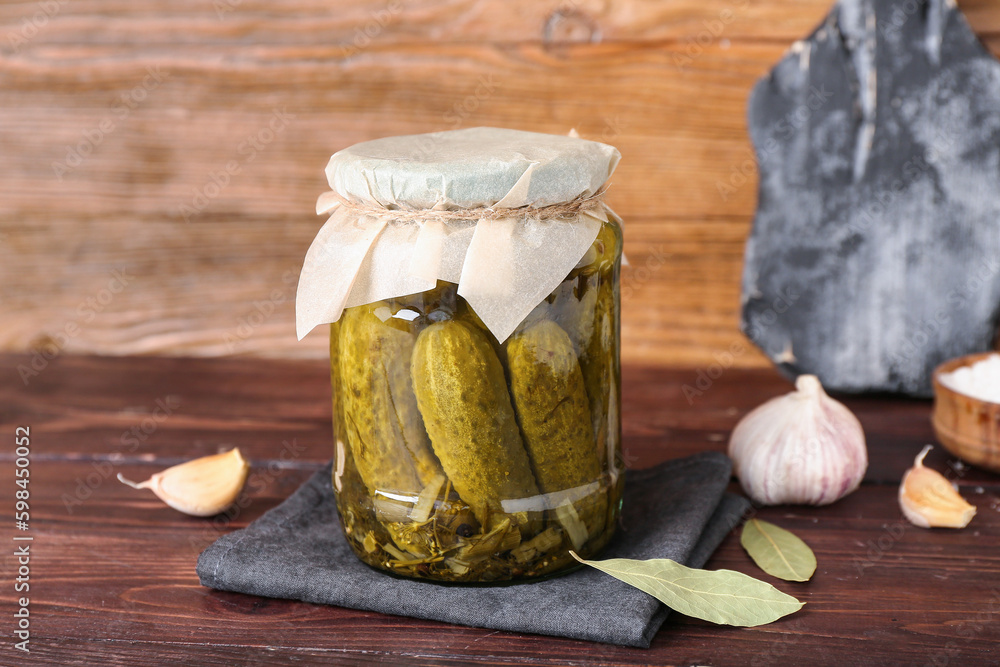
[296,127,624,582]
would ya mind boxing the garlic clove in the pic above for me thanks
[728,374,868,506]
[898,445,976,529]
[118,448,250,517]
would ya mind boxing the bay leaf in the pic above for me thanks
[740,519,817,582]
[570,552,803,626]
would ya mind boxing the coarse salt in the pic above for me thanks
[939,354,1000,404]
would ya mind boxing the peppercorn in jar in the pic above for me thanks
[296,127,623,582]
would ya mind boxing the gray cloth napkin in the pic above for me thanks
[198,451,748,648]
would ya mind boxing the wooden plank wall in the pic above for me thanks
[3,0,998,367]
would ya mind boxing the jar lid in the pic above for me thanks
[325,127,620,211]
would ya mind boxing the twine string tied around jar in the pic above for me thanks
[316,186,610,223]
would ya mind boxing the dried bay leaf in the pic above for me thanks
[740,519,817,582]
[570,552,803,626]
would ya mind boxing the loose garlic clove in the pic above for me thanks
[118,448,250,517]
[899,445,976,529]
[728,374,868,506]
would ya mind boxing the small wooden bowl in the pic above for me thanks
[932,352,1000,473]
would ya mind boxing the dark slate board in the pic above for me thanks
[741,0,1000,396]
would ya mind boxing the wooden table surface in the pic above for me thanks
[3,353,998,666]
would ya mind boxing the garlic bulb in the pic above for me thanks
[899,445,976,529]
[728,375,867,506]
[118,448,250,517]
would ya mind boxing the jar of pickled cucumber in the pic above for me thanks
[296,127,623,582]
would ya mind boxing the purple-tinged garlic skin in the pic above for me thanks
[728,375,868,506]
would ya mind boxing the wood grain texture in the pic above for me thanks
[0,0,996,45]
[2,354,999,666]
[2,0,1000,366]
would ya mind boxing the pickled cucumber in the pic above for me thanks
[581,279,616,470]
[545,220,620,472]
[411,320,542,536]
[506,319,607,541]
[330,332,391,552]
[339,302,444,496]
[330,320,370,503]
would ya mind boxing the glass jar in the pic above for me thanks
[297,127,623,582]
[330,217,622,582]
